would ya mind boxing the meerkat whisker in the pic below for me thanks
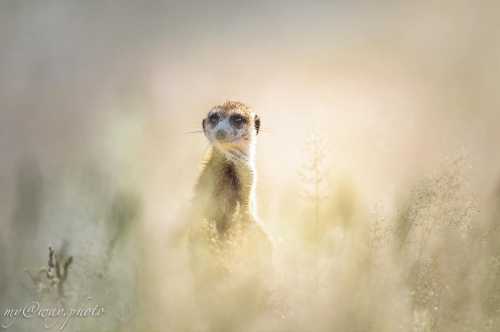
[232,147,249,158]
[184,130,204,134]
[228,149,249,162]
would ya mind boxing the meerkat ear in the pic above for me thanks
[202,118,206,131]
[255,115,261,135]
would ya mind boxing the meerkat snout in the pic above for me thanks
[215,129,227,141]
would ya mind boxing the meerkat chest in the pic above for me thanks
[214,163,241,201]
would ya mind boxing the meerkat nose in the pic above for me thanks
[215,129,227,141]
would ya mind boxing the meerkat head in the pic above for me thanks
[202,101,260,163]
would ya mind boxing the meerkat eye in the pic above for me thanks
[230,114,246,128]
[208,113,220,125]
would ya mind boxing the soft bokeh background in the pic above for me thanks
[1,1,500,331]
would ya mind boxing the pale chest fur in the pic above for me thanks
[194,148,255,234]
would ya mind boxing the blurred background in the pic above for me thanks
[1,1,500,331]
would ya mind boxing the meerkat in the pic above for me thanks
[194,101,263,234]
[188,101,272,273]
[185,101,273,327]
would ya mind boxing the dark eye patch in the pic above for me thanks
[208,113,220,125]
[230,114,246,128]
